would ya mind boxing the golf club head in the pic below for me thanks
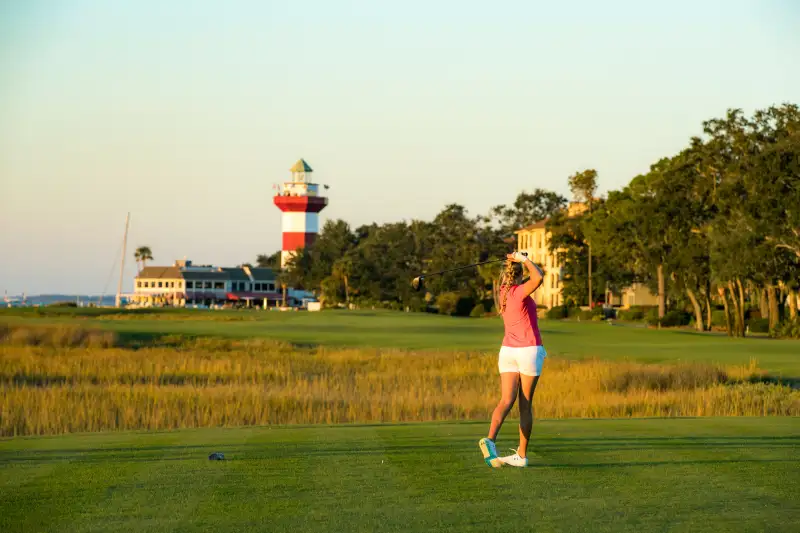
[411,276,425,292]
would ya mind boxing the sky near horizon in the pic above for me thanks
[1,0,798,295]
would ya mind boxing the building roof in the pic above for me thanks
[221,268,250,281]
[136,266,182,279]
[249,267,276,281]
[290,159,313,173]
[514,219,548,233]
[181,271,231,281]
[137,263,277,282]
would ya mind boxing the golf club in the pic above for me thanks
[411,252,527,292]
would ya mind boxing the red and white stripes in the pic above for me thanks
[273,181,327,268]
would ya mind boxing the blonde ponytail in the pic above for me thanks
[498,259,517,315]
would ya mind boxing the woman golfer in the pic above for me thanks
[479,251,545,468]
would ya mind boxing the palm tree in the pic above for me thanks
[134,246,153,272]
[332,254,354,305]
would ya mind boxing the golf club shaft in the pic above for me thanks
[423,258,506,278]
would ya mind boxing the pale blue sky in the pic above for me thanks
[1,0,798,295]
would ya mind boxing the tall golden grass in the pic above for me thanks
[1,332,797,436]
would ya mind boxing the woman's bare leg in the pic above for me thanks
[488,372,520,441]
[516,374,539,458]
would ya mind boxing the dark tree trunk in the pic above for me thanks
[686,288,704,332]
[767,285,779,330]
[718,286,732,336]
[727,282,743,337]
[736,278,746,337]
[588,244,592,308]
[657,264,665,320]
[759,287,769,319]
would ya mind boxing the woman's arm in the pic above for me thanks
[508,252,544,297]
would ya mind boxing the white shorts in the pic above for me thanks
[498,345,547,376]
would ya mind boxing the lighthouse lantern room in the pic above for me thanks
[273,159,328,268]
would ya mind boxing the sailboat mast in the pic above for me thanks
[115,213,130,308]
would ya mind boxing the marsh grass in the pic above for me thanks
[0,323,118,349]
[1,330,797,436]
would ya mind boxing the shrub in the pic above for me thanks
[546,305,568,319]
[644,309,691,328]
[578,310,593,321]
[567,306,582,318]
[454,296,476,317]
[436,292,459,316]
[645,308,660,326]
[617,309,644,321]
[748,318,770,334]
[659,310,692,328]
[47,301,78,308]
[711,310,728,328]
[470,303,487,318]
[591,306,605,317]
[770,318,800,339]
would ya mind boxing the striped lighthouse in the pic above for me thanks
[273,159,328,268]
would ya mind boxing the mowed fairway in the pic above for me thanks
[1,418,798,533]
[2,309,799,375]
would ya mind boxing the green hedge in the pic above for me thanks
[617,309,644,321]
[748,318,770,333]
[546,305,569,319]
[644,309,692,327]
[711,310,728,328]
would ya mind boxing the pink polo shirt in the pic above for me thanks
[501,284,543,347]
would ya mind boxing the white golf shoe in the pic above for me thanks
[478,438,503,468]
[499,450,529,467]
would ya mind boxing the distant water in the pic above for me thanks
[3,294,122,306]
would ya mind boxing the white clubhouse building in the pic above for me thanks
[133,259,284,307]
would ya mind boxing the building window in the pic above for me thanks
[214,282,224,290]
[255,283,262,291]
[136,281,141,288]
[178,282,183,289]
[204,282,212,289]
[186,281,194,289]
[267,283,275,292]
[158,281,163,288]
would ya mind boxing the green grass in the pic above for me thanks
[1,418,798,532]
[2,309,799,375]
